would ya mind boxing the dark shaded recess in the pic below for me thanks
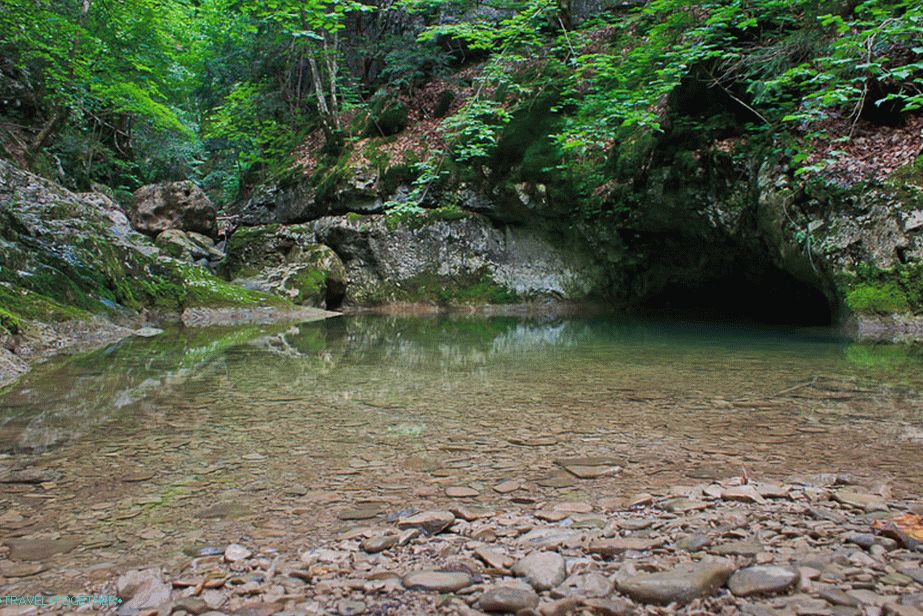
[633,238,832,326]
[325,278,346,311]
[641,269,832,325]
[669,73,767,133]
[860,80,907,126]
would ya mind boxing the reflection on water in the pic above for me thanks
[0,315,921,589]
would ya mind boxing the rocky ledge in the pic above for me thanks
[75,476,923,616]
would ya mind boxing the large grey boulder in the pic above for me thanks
[128,181,217,238]
[222,225,347,309]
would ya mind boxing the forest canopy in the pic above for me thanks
[1,0,921,205]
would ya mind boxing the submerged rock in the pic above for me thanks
[5,537,77,561]
[397,510,455,535]
[117,568,171,610]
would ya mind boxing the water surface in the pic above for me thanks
[1,315,921,589]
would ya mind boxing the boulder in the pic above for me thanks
[155,229,223,263]
[309,213,607,305]
[128,181,217,238]
[231,243,347,310]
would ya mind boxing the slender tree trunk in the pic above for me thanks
[323,33,340,130]
[30,0,92,156]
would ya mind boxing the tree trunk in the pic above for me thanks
[30,0,92,157]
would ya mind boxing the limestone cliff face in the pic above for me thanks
[221,213,607,308]
[223,145,923,337]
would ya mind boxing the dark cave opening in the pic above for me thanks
[325,279,347,311]
[637,263,833,327]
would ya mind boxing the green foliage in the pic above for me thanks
[846,282,911,314]
[202,81,301,198]
[841,263,923,315]
[0,0,197,188]
[0,306,24,335]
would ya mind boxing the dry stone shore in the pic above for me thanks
[45,476,923,615]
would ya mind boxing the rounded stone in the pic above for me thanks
[402,570,473,592]
[478,584,540,613]
[617,561,735,605]
[512,550,567,591]
[728,566,799,597]
[360,534,398,554]
[396,510,456,535]
[223,543,252,562]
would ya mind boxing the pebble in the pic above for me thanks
[587,536,661,555]
[475,546,512,569]
[833,489,888,512]
[493,479,522,493]
[581,597,635,615]
[676,533,711,552]
[729,566,800,596]
[0,562,46,578]
[223,543,251,562]
[402,570,473,592]
[446,486,479,498]
[117,568,171,610]
[512,551,567,591]
[551,572,613,598]
[712,540,764,556]
[478,584,540,613]
[617,561,735,605]
[4,538,77,561]
[360,534,398,553]
[396,510,455,535]
[723,484,767,504]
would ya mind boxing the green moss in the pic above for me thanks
[427,205,468,222]
[379,163,415,195]
[442,276,519,304]
[0,284,93,323]
[385,205,470,230]
[289,267,327,304]
[346,212,364,223]
[434,89,456,118]
[172,262,287,308]
[845,283,910,315]
[365,270,519,306]
[313,153,353,203]
[0,306,23,334]
[839,263,923,316]
[366,102,408,137]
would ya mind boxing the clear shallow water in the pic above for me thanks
[1,315,922,587]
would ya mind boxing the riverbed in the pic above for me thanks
[1,315,921,596]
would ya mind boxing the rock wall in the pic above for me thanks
[221,213,608,308]
[0,160,298,387]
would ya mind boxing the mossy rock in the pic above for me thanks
[230,243,347,309]
[434,90,456,118]
[366,102,408,137]
[359,270,519,306]
[846,282,911,315]
[839,263,923,316]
